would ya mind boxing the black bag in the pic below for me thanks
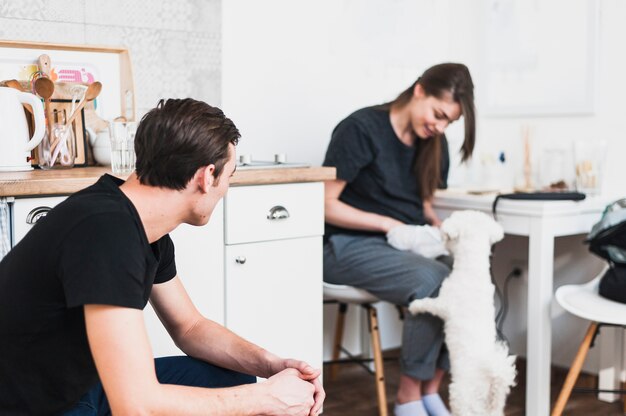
[598,265,626,303]
[585,198,626,303]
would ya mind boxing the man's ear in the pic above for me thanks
[195,165,215,193]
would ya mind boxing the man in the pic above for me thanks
[0,98,324,415]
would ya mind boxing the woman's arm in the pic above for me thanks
[423,198,442,227]
[324,179,403,233]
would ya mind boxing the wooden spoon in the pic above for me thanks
[34,77,55,136]
[65,81,102,128]
[38,54,51,77]
[48,81,103,156]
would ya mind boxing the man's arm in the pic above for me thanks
[84,303,316,415]
[152,276,283,374]
[149,276,325,415]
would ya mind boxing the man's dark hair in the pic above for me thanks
[134,98,240,190]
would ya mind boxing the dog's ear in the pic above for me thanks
[488,218,505,244]
[440,217,459,241]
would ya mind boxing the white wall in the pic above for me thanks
[224,0,626,373]
[0,0,221,118]
[223,0,626,195]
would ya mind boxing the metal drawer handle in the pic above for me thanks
[235,256,247,265]
[26,206,52,225]
[267,205,290,220]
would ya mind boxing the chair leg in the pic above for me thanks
[623,380,626,415]
[551,322,599,416]
[330,303,347,381]
[367,305,388,416]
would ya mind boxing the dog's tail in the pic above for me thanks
[485,342,517,415]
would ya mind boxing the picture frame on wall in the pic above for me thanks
[480,0,598,117]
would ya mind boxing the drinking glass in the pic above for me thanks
[573,139,607,196]
[108,121,138,175]
[39,110,76,170]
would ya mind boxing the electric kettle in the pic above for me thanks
[0,87,46,171]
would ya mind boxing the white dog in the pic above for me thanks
[408,210,516,416]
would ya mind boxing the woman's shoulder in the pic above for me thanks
[339,105,390,132]
[348,105,389,122]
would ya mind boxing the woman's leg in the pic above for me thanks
[324,234,451,402]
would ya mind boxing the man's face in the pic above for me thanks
[213,144,237,200]
[187,144,236,226]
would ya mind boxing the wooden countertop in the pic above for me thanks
[0,166,336,197]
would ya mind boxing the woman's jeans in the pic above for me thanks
[60,356,256,415]
[324,234,451,381]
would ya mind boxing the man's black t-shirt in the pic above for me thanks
[323,106,449,237]
[0,174,177,415]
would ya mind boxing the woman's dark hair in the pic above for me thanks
[389,63,475,199]
[134,98,240,190]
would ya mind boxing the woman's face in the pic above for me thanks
[410,84,462,140]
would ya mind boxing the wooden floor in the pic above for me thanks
[323,351,625,416]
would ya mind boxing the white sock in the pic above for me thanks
[422,393,451,416]
[394,400,428,416]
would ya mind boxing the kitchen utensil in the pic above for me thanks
[0,87,46,171]
[40,110,75,169]
[47,82,100,156]
[68,84,87,117]
[37,54,51,77]
[34,77,55,136]
[49,125,74,167]
[64,81,101,128]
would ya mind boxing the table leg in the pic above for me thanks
[527,219,554,416]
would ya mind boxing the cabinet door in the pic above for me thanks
[225,236,322,371]
[144,201,224,357]
[12,196,67,244]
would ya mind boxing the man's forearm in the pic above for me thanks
[175,318,279,378]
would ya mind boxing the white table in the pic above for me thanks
[433,190,616,416]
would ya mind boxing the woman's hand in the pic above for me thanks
[386,224,448,259]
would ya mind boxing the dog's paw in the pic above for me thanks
[408,299,425,315]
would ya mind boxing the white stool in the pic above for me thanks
[551,267,626,416]
[324,282,388,416]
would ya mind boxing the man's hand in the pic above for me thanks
[262,368,316,416]
[267,358,325,416]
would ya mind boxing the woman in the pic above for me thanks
[323,63,475,416]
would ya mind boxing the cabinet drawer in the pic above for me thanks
[224,182,324,244]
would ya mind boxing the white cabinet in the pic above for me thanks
[144,201,224,358]
[225,237,322,370]
[11,196,66,244]
[7,181,325,370]
[224,182,324,371]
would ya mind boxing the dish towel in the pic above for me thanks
[0,198,10,260]
[386,224,449,258]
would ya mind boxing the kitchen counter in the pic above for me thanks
[0,166,336,197]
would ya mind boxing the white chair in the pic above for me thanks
[324,282,389,416]
[551,267,626,416]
